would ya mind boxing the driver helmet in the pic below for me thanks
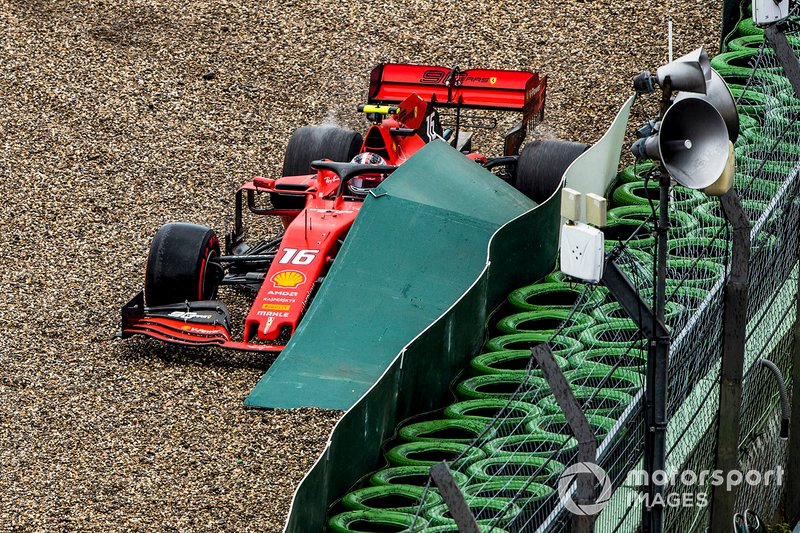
[348,152,389,195]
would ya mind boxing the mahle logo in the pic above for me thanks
[557,462,613,516]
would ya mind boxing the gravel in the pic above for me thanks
[0,0,718,530]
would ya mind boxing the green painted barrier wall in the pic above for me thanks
[280,154,562,532]
[246,140,549,410]
[722,0,746,47]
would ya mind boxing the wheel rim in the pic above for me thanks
[199,237,220,300]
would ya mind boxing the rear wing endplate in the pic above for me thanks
[368,64,546,123]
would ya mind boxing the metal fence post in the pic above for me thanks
[709,189,751,533]
[763,20,800,525]
[429,462,481,533]
[531,343,597,533]
[787,277,800,523]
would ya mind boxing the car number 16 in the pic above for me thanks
[278,248,320,265]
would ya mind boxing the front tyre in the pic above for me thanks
[144,222,220,307]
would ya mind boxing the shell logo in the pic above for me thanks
[271,270,306,288]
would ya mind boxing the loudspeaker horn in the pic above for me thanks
[632,97,730,189]
[655,47,711,93]
[674,68,740,143]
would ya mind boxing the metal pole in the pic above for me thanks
[763,21,800,523]
[643,170,670,533]
[531,344,597,533]
[429,462,480,533]
[709,189,751,533]
[787,267,800,523]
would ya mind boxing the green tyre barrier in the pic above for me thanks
[484,332,583,356]
[507,281,607,312]
[736,17,764,36]
[466,455,566,484]
[444,399,541,429]
[736,126,762,148]
[424,497,521,527]
[496,308,595,335]
[728,86,781,117]
[695,199,769,227]
[735,140,800,163]
[719,72,791,101]
[607,204,699,237]
[456,374,550,402]
[328,510,429,533]
[591,300,684,325]
[482,431,578,460]
[738,113,760,131]
[747,73,794,102]
[665,258,727,288]
[533,413,618,441]
[735,174,779,202]
[612,180,706,210]
[710,50,781,78]
[398,418,495,444]
[602,218,655,250]
[618,160,657,184]
[543,269,567,283]
[686,225,729,240]
[777,88,800,106]
[568,347,648,372]
[610,248,655,285]
[369,466,469,488]
[385,441,486,468]
[578,320,647,350]
[563,365,643,395]
[667,237,731,263]
[423,526,510,533]
[464,479,553,500]
[735,144,800,177]
[540,387,633,419]
[463,479,554,503]
[342,484,443,513]
[641,285,710,315]
[470,350,569,378]
[727,34,767,51]
[765,104,800,137]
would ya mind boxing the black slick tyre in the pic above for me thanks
[515,140,588,203]
[274,125,363,209]
[145,222,220,307]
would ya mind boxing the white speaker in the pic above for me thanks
[632,97,730,189]
[753,0,788,24]
[655,47,711,93]
[674,68,740,143]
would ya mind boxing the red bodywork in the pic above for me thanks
[120,64,546,353]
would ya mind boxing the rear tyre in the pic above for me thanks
[145,222,220,307]
[273,125,363,210]
[515,139,588,203]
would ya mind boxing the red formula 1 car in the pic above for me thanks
[119,64,585,353]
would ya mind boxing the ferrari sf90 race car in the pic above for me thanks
[119,64,587,353]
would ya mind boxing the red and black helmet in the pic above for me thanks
[348,152,389,195]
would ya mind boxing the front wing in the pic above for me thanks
[119,292,284,353]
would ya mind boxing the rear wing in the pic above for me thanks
[368,64,546,123]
